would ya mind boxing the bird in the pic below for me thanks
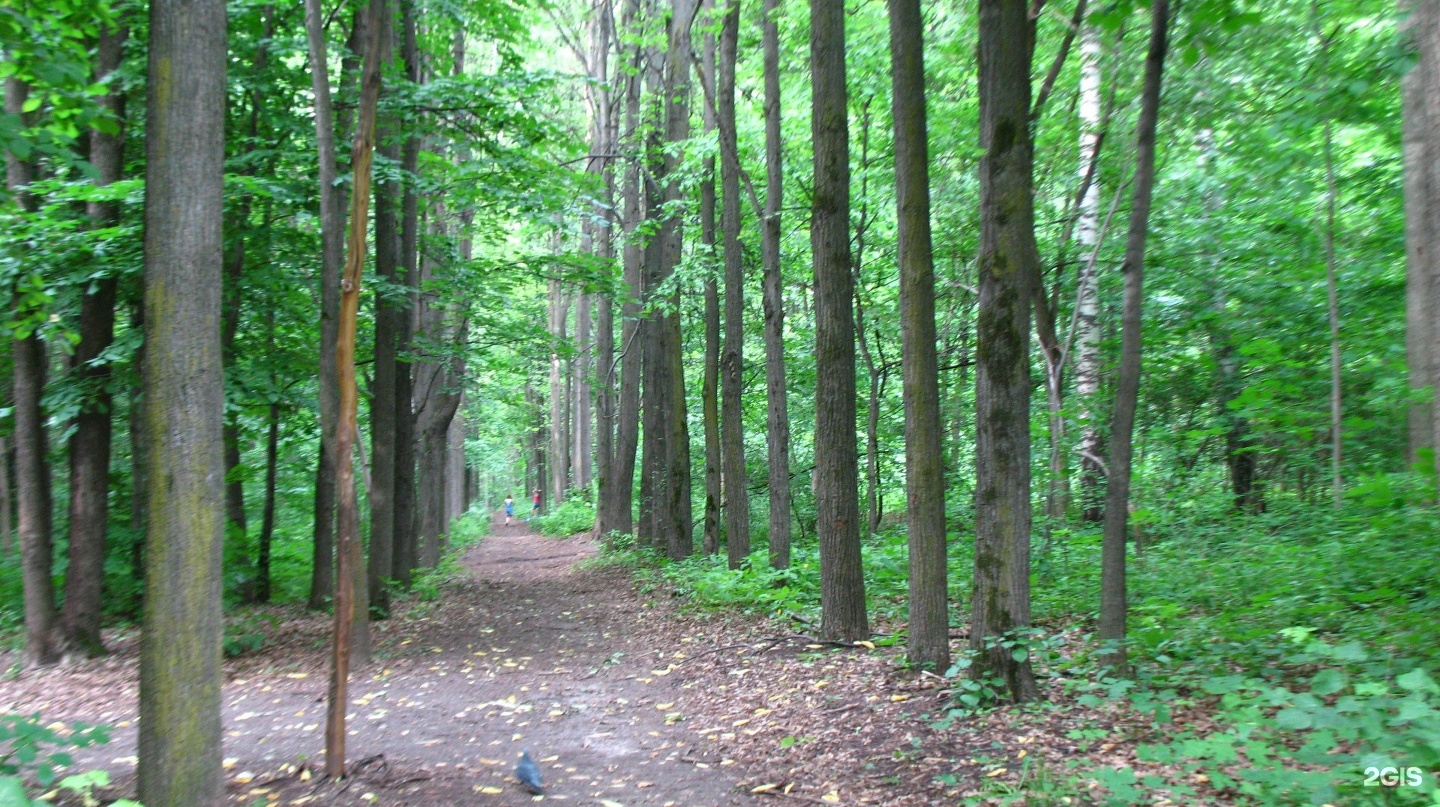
[515,749,544,795]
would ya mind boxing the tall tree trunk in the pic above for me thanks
[137,0,227,799]
[1403,0,1439,472]
[573,296,592,491]
[700,0,722,556]
[369,11,400,614]
[889,0,948,673]
[549,280,571,502]
[1323,120,1343,507]
[392,0,421,585]
[7,76,59,669]
[127,303,148,618]
[305,0,345,610]
[852,133,882,540]
[328,0,383,777]
[255,311,280,605]
[718,0,750,567]
[1075,14,1104,522]
[1099,0,1168,675]
[63,22,128,657]
[591,0,621,536]
[972,0,1039,702]
[760,0,790,569]
[607,0,645,540]
[811,0,868,642]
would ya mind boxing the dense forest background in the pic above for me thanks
[2,0,1439,803]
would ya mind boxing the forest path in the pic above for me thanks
[0,521,756,806]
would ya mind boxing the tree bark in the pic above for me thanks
[370,9,400,612]
[889,0,949,673]
[7,76,59,669]
[1403,0,1440,473]
[718,0,750,568]
[328,0,384,776]
[972,0,1039,702]
[138,0,227,799]
[760,0,791,570]
[254,310,280,605]
[392,0,421,585]
[811,0,868,642]
[1075,14,1104,522]
[62,22,128,657]
[591,0,621,537]
[606,0,645,540]
[305,0,345,610]
[700,0,722,557]
[1099,0,1168,675]
[549,280,571,501]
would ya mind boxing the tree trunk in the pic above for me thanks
[62,22,128,657]
[305,0,345,610]
[369,11,400,613]
[700,0,722,557]
[607,0,645,540]
[1323,118,1343,507]
[549,280,571,502]
[972,0,1039,702]
[392,0,421,585]
[889,0,948,673]
[255,310,280,604]
[1099,0,1168,675]
[810,0,868,642]
[137,0,227,799]
[1403,0,1440,472]
[573,296,592,491]
[7,76,59,669]
[327,0,383,777]
[760,0,790,570]
[1075,15,1104,522]
[591,0,621,537]
[718,0,750,568]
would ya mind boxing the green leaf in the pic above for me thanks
[20,97,40,114]
[1397,668,1440,695]
[0,778,32,807]
[1011,648,1028,663]
[1309,669,1347,696]
[1275,708,1313,730]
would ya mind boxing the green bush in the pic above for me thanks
[531,496,594,537]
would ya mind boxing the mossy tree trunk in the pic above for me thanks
[137,0,228,801]
[972,0,1039,703]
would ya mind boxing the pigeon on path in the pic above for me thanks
[515,749,544,795]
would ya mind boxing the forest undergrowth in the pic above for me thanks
[594,471,1440,805]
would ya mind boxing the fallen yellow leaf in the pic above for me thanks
[822,791,841,803]
[986,768,1008,777]
[751,784,780,794]
[476,786,503,795]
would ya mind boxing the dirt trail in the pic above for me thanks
[0,522,756,806]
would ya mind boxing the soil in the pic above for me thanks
[0,520,1161,806]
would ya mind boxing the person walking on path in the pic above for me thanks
[531,488,542,520]
[503,494,515,526]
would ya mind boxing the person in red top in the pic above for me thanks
[531,489,541,518]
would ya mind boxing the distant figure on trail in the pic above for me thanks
[503,494,515,526]
[532,488,542,519]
